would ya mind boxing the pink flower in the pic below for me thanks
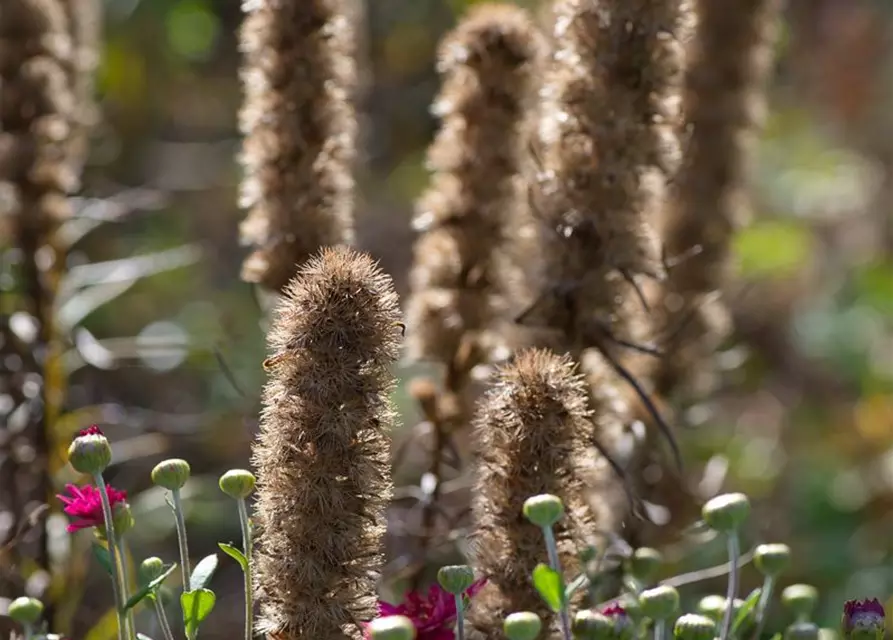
[78,425,104,437]
[366,578,487,640]
[602,602,627,618]
[57,483,127,533]
[842,599,885,639]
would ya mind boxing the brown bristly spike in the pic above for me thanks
[468,349,612,639]
[238,0,357,293]
[252,247,402,639]
[405,3,545,363]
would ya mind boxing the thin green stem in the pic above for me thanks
[114,538,137,636]
[94,474,129,640]
[454,594,466,640]
[237,497,253,640]
[22,623,34,640]
[542,526,573,640]
[751,576,775,640]
[152,596,176,640]
[171,488,191,592]
[655,619,666,640]
[720,532,741,640]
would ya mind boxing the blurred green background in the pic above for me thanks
[6,0,893,637]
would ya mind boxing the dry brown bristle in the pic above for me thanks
[252,247,401,639]
[468,349,605,638]
[405,3,545,363]
[238,0,357,293]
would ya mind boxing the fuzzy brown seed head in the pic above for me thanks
[406,4,545,363]
[252,247,401,639]
[468,349,599,638]
[238,0,357,293]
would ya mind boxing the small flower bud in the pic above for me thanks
[523,494,564,528]
[697,595,745,623]
[786,622,820,640]
[674,614,717,640]
[219,469,256,499]
[68,428,112,475]
[139,556,166,586]
[754,543,792,577]
[702,492,750,532]
[842,599,885,640]
[151,459,191,490]
[628,547,663,584]
[640,585,680,620]
[7,597,44,625]
[782,584,819,619]
[437,564,475,595]
[95,501,134,541]
[504,611,543,640]
[367,615,417,640]
[572,610,614,640]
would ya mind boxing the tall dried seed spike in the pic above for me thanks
[238,0,358,293]
[468,349,599,639]
[655,0,781,394]
[406,3,545,363]
[252,247,402,640]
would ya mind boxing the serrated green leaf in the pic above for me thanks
[181,588,216,639]
[124,563,179,612]
[92,542,113,576]
[218,543,249,573]
[189,554,218,592]
[532,563,564,613]
[732,587,762,633]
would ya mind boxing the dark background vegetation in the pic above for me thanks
[3,0,893,637]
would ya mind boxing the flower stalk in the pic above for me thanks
[237,496,253,640]
[94,473,129,640]
[171,488,191,593]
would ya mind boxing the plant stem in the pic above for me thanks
[719,532,741,640]
[171,488,191,592]
[153,596,176,640]
[454,594,466,640]
[655,619,666,640]
[237,497,253,640]
[23,623,34,640]
[542,526,573,640]
[114,538,137,636]
[751,575,775,640]
[94,474,129,640]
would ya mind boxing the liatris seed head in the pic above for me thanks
[437,564,476,595]
[218,469,256,499]
[639,585,680,621]
[7,597,44,626]
[522,494,565,528]
[786,622,820,640]
[702,492,750,532]
[139,557,166,585]
[572,610,614,640]
[842,599,885,640]
[674,614,717,640]
[754,543,792,577]
[628,547,663,584]
[782,585,819,619]
[366,615,417,640]
[504,611,543,640]
[68,425,111,475]
[150,458,191,490]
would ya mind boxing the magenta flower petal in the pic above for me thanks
[56,483,127,533]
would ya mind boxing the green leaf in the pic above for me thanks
[565,573,589,599]
[92,542,113,576]
[189,554,219,591]
[124,563,179,612]
[218,542,249,573]
[732,587,762,633]
[532,563,564,613]
[181,588,216,639]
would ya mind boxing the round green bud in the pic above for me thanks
[151,458,191,490]
[640,585,680,620]
[674,614,718,640]
[786,622,820,640]
[367,615,417,640]
[572,610,614,640]
[697,596,746,623]
[437,565,475,595]
[523,494,565,528]
[7,597,44,625]
[781,584,819,619]
[139,556,166,586]
[113,501,134,535]
[219,469,256,499]
[754,543,792,577]
[702,492,751,532]
[628,547,663,584]
[504,611,543,640]
[68,433,112,475]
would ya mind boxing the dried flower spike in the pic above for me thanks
[238,0,358,292]
[252,246,401,639]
